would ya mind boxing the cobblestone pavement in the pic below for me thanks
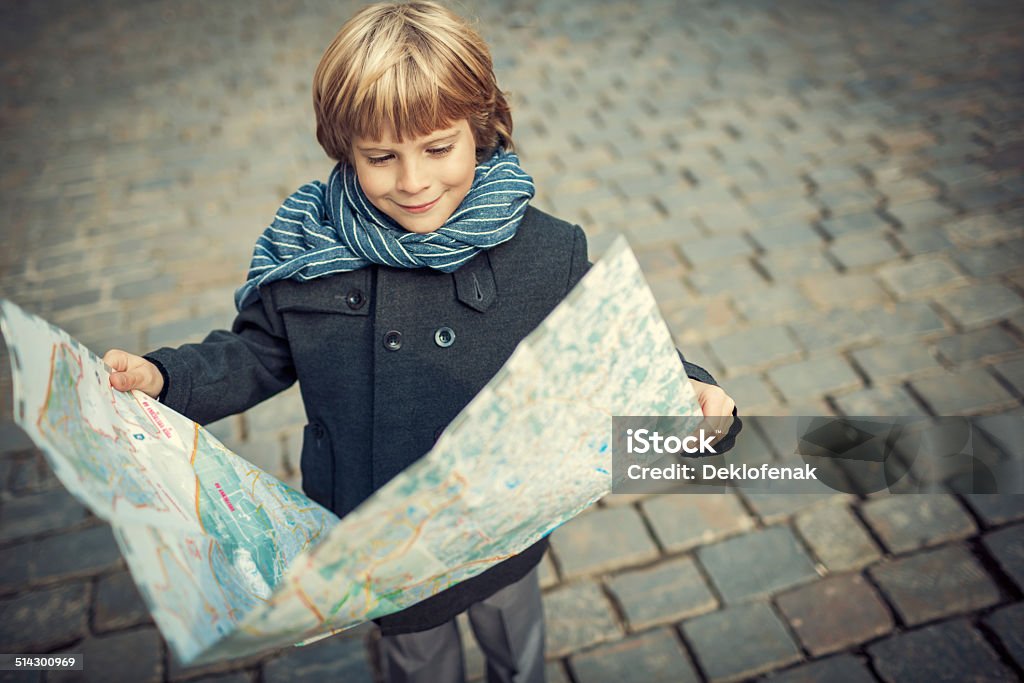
[1,0,1023,681]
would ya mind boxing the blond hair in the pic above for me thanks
[313,1,513,164]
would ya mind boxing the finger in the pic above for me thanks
[103,349,130,372]
[109,371,137,392]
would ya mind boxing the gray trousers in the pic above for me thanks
[379,566,545,683]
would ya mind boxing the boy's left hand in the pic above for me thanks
[690,379,736,440]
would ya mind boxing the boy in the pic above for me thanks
[105,3,736,681]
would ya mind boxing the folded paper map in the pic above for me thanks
[0,236,700,664]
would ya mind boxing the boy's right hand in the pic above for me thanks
[103,349,164,399]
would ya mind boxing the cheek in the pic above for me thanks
[442,151,477,193]
[355,167,390,199]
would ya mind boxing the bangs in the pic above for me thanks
[337,21,477,144]
[350,59,466,143]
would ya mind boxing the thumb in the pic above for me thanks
[110,371,137,392]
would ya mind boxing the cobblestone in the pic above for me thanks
[869,545,1001,626]
[852,341,944,385]
[746,197,822,227]
[144,312,234,349]
[817,211,890,239]
[938,282,1024,328]
[568,629,699,683]
[682,602,801,683]
[111,273,179,301]
[634,246,685,277]
[665,297,741,345]
[641,493,754,553]
[0,582,90,652]
[28,524,123,585]
[933,326,1022,365]
[892,226,955,256]
[731,284,812,325]
[926,161,996,189]
[262,635,373,683]
[707,324,802,374]
[794,503,883,572]
[763,654,877,683]
[945,212,1024,246]
[549,507,659,578]
[168,647,270,682]
[544,581,621,658]
[787,309,878,353]
[860,494,977,554]
[883,198,956,230]
[746,224,822,250]
[739,491,844,525]
[816,188,883,217]
[800,273,891,309]
[716,374,776,412]
[757,246,838,283]
[963,494,1024,527]
[868,620,1013,683]
[606,556,717,630]
[537,553,559,590]
[697,526,819,603]
[50,628,164,683]
[833,385,928,416]
[910,368,1017,414]
[807,165,864,189]
[876,176,938,203]
[953,241,1024,278]
[876,256,968,298]
[767,356,862,404]
[7,452,61,494]
[775,573,894,656]
[827,232,902,273]
[0,487,89,544]
[982,524,1024,591]
[688,260,768,297]
[679,234,755,267]
[875,301,949,341]
[93,570,153,633]
[951,183,1019,213]
[993,356,1024,394]
[983,602,1024,671]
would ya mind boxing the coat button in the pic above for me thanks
[434,326,455,348]
[345,289,365,310]
[383,330,402,351]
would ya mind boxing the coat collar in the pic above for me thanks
[453,251,497,313]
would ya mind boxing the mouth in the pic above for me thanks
[395,194,443,214]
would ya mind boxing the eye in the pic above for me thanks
[427,144,454,157]
[366,154,393,166]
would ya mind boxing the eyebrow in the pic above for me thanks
[356,129,461,153]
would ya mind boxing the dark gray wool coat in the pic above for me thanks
[146,206,720,635]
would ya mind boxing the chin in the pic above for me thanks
[396,218,445,234]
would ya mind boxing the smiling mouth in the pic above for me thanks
[395,195,442,213]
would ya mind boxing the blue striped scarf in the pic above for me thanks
[234,149,535,310]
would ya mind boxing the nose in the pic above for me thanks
[396,158,429,196]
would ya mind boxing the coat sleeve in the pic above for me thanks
[143,289,297,425]
[565,225,722,387]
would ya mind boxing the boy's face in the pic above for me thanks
[352,119,476,234]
